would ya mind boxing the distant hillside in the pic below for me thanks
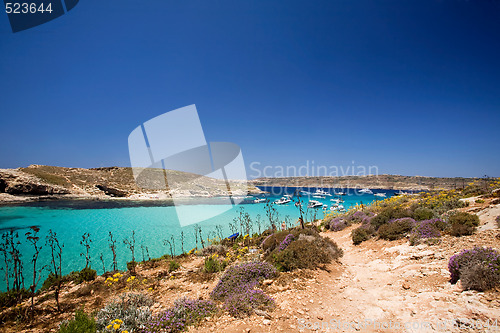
[250,174,479,191]
[0,165,259,202]
[0,166,483,203]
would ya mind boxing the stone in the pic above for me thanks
[254,309,272,319]
[410,250,434,259]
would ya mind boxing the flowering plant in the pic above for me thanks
[278,234,294,251]
[447,247,500,291]
[210,262,277,317]
[143,297,217,333]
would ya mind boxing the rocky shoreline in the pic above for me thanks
[1,165,483,205]
[0,165,265,205]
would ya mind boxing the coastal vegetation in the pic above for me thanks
[323,178,500,293]
[0,199,344,332]
[322,188,472,245]
[261,228,343,271]
[0,176,498,332]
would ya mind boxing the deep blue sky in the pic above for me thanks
[1,0,499,178]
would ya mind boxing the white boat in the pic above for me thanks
[313,189,332,196]
[253,198,267,203]
[308,200,323,208]
[275,196,291,205]
[359,188,373,194]
[330,204,346,212]
[334,191,345,196]
[374,193,386,197]
[312,195,325,199]
[330,198,340,203]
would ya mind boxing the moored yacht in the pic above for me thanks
[275,194,292,205]
[313,189,332,196]
[330,204,346,212]
[307,200,323,208]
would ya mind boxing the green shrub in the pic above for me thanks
[41,271,80,291]
[351,225,375,245]
[127,261,137,272]
[41,273,61,291]
[58,309,96,333]
[378,218,416,240]
[0,289,30,309]
[475,199,485,204]
[169,260,180,272]
[96,292,153,332]
[448,212,479,236]
[495,216,500,228]
[412,207,435,221]
[77,267,97,284]
[203,256,226,273]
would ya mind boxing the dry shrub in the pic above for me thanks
[448,247,500,291]
[448,212,479,236]
[351,225,375,245]
[370,207,412,230]
[378,218,415,240]
[264,228,342,271]
[197,244,228,257]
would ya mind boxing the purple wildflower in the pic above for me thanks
[278,234,294,251]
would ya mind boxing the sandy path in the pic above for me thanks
[195,224,500,333]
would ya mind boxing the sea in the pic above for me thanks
[0,187,396,291]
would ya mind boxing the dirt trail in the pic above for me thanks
[196,225,500,333]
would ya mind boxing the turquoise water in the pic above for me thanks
[0,187,390,291]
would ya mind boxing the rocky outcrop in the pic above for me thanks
[0,165,264,202]
[0,169,70,196]
[95,184,128,197]
[0,178,6,193]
